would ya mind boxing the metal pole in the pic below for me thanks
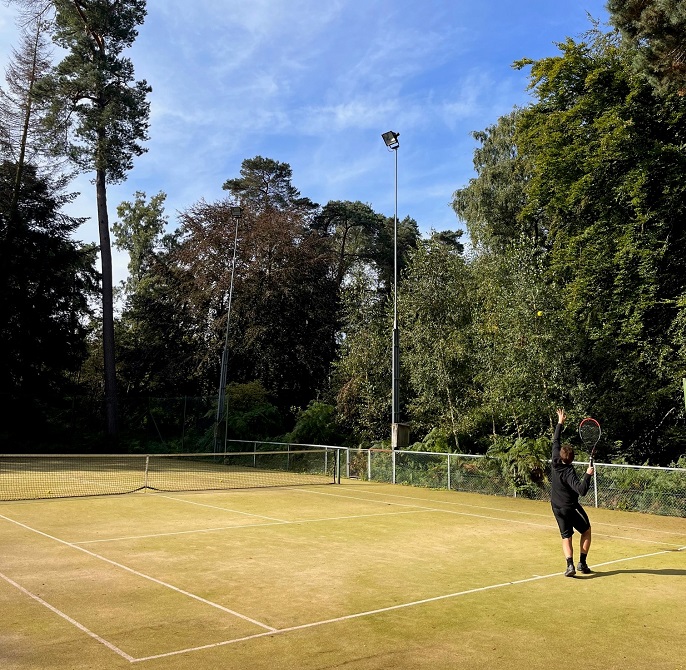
[214,209,241,452]
[382,132,401,447]
[391,143,400,429]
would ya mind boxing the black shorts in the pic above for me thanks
[552,502,590,539]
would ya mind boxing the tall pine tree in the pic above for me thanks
[39,0,151,442]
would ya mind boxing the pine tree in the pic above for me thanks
[38,0,151,442]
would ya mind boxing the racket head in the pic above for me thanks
[579,417,601,460]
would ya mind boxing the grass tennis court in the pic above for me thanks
[1,480,685,670]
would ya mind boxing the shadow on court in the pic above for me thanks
[583,568,686,578]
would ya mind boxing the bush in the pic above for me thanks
[286,401,344,445]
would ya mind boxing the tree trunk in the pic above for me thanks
[96,166,118,443]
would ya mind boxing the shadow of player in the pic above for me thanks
[582,567,686,578]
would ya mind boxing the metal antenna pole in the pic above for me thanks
[214,208,242,452]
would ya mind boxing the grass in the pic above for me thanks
[0,480,685,669]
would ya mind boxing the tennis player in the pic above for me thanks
[551,408,594,577]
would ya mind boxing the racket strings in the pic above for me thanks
[579,419,601,454]
[580,425,600,445]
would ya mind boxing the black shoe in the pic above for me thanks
[564,564,576,577]
[577,562,592,574]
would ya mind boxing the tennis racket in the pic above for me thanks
[579,417,601,466]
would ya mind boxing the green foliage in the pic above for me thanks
[485,435,549,492]
[608,0,686,94]
[0,161,98,400]
[286,401,343,445]
[400,236,472,445]
[514,27,686,463]
[113,190,168,287]
[223,155,318,216]
[332,292,390,444]
[452,110,532,250]
[41,0,151,182]
[222,381,283,441]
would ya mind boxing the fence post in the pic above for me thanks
[367,449,372,481]
[447,453,451,491]
[392,449,396,485]
[594,465,599,508]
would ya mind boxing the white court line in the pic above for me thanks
[132,544,686,663]
[75,509,429,545]
[0,513,275,632]
[290,487,686,548]
[151,493,289,522]
[3,506,683,664]
[0,570,135,663]
[317,485,686,536]
[77,489,684,548]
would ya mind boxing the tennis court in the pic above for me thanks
[1,478,685,670]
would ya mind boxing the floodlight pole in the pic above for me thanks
[382,131,402,448]
[392,141,399,427]
[214,206,242,453]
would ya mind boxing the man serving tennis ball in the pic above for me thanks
[551,408,594,577]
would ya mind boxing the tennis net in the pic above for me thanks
[0,450,339,501]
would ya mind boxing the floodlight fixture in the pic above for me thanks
[382,130,400,150]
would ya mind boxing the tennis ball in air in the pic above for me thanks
[536,311,543,317]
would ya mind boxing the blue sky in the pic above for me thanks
[0,0,610,285]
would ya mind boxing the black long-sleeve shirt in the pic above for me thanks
[551,422,591,508]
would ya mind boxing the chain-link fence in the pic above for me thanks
[343,448,686,518]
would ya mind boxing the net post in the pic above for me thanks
[144,455,150,492]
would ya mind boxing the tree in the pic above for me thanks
[608,0,686,94]
[113,190,168,290]
[167,158,337,414]
[466,246,579,443]
[514,29,686,462]
[452,110,533,251]
[400,233,472,448]
[223,155,318,218]
[449,26,686,462]
[112,191,198,397]
[0,3,61,220]
[313,200,385,288]
[38,0,151,442]
[0,160,99,448]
